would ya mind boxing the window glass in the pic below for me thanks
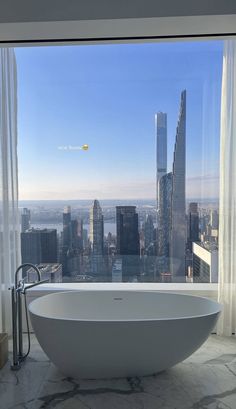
[17,40,222,283]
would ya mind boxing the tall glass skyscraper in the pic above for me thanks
[170,90,186,279]
[155,112,167,213]
[158,172,172,271]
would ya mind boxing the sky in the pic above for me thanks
[15,40,223,201]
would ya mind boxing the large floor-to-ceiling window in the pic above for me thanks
[16,40,222,284]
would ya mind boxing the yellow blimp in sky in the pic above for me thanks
[81,144,89,150]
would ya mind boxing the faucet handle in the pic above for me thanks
[16,277,27,293]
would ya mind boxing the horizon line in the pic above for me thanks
[18,197,219,202]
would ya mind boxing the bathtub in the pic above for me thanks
[29,290,221,379]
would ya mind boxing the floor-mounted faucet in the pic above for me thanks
[10,263,49,370]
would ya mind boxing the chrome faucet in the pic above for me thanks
[10,263,49,370]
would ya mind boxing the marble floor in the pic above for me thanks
[0,335,236,409]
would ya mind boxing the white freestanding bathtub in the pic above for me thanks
[29,291,221,379]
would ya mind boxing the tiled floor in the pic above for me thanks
[0,335,236,409]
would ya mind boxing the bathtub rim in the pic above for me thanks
[28,290,222,323]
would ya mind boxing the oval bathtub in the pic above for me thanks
[29,291,221,379]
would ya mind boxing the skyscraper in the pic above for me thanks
[21,228,57,276]
[90,200,104,276]
[62,206,72,248]
[158,172,172,271]
[116,206,140,281]
[155,112,167,214]
[21,208,30,232]
[60,206,72,275]
[210,209,219,229]
[144,214,154,251]
[170,90,186,279]
[188,202,199,250]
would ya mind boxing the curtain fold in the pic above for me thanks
[0,48,20,334]
[218,39,236,336]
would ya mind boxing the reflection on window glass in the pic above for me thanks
[17,41,222,283]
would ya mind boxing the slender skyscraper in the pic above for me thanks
[155,112,167,213]
[158,172,172,271]
[21,208,31,232]
[90,200,104,276]
[170,90,186,279]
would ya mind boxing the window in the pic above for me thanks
[17,40,222,283]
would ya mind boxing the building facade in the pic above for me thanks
[155,112,167,205]
[188,202,200,250]
[192,242,218,283]
[116,206,140,281]
[90,200,104,277]
[158,172,172,272]
[170,90,187,280]
[21,228,57,276]
[21,208,31,232]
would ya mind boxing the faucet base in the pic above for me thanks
[11,362,21,371]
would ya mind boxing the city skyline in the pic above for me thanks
[21,197,219,283]
[16,40,222,200]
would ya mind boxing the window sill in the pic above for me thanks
[26,282,218,298]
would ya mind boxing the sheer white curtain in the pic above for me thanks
[218,39,236,336]
[0,48,20,334]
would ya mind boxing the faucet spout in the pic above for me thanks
[23,279,49,292]
[14,263,41,290]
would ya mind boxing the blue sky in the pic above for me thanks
[16,40,223,200]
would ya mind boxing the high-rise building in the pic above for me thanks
[192,242,218,283]
[144,214,154,251]
[90,200,104,276]
[60,206,72,276]
[61,207,83,277]
[62,206,72,247]
[90,200,104,255]
[188,202,199,250]
[170,90,186,279]
[210,209,219,229]
[116,206,140,255]
[116,206,140,281]
[21,228,57,276]
[155,112,167,264]
[155,112,167,223]
[158,172,172,271]
[71,219,83,252]
[21,208,31,232]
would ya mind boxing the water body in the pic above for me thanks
[31,222,116,235]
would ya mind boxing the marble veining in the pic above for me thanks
[0,335,236,409]
[204,354,236,365]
